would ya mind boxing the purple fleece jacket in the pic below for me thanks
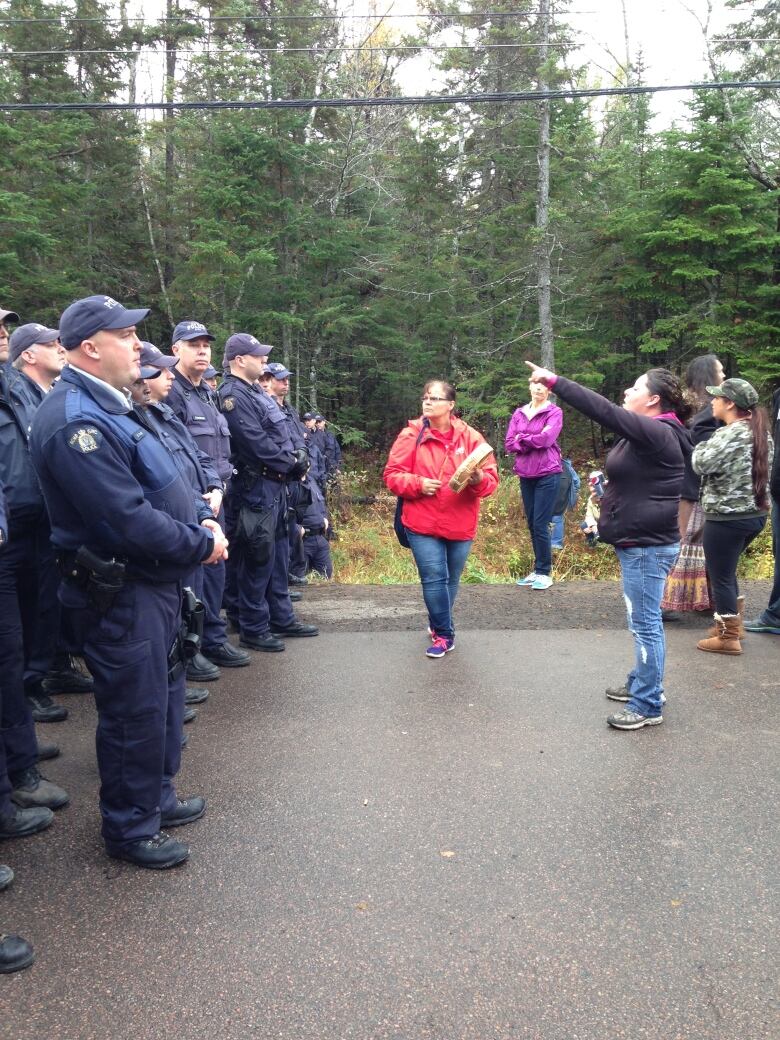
[504,401,563,478]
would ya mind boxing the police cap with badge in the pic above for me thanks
[8,323,60,364]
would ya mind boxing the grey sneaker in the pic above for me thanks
[10,767,70,811]
[605,684,630,702]
[743,616,780,634]
[607,708,663,730]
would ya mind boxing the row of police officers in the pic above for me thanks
[0,297,340,973]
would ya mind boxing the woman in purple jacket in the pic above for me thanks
[505,380,563,590]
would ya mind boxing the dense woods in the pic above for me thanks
[1,0,778,450]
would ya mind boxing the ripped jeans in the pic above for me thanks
[615,544,680,717]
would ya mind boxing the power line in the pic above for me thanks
[0,9,599,25]
[0,42,580,58]
[0,79,776,113]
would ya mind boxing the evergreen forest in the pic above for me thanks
[1,0,778,451]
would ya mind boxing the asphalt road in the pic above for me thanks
[2,584,778,1040]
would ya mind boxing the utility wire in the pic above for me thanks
[0,80,776,113]
[0,9,600,24]
[0,42,581,58]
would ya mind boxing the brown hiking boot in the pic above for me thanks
[698,613,742,655]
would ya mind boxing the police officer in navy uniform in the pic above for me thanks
[0,350,71,812]
[29,295,229,869]
[166,321,246,679]
[137,342,244,702]
[218,336,318,651]
[0,474,54,975]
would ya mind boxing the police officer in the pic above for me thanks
[6,324,83,721]
[265,362,311,588]
[0,307,19,364]
[298,473,333,579]
[0,474,54,975]
[218,337,318,650]
[29,295,228,869]
[138,342,246,700]
[167,321,245,679]
[0,352,70,811]
[316,414,342,479]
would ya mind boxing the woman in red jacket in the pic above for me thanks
[384,381,499,658]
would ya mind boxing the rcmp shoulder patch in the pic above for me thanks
[222,397,235,411]
[68,426,102,453]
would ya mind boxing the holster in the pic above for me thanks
[59,546,127,615]
[168,586,204,683]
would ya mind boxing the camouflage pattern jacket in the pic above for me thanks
[692,420,774,518]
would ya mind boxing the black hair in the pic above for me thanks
[685,354,722,410]
[645,368,693,423]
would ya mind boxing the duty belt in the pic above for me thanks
[303,526,326,537]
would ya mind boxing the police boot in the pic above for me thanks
[185,652,221,683]
[202,641,250,668]
[0,806,54,839]
[288,573,308,587]
[43,655,94,695]
[36,740,61,762]
[0,934,35,974]
[25,682,68,724]
[0,865,14,891]
[697,614,742,655]
[10,767,70,811]
[182,706,198,725]
[288,590,303,602]
[105,832,189,870]
[185,686,209,706]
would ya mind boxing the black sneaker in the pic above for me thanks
[605,684,630,702]
[10,767,70,811]
[106,832,189,869]
[202,642,251,668]
[270,621,319,638]
[0,934,35,974]
[240,632,285,652]
[160,796,206,829]
[0,806,54,839]
[185,686,209,706]
[26,691,68,723]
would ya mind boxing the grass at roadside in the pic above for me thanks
[323,469,774,586]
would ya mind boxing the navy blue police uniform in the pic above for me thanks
[29,301,215,862]
[0,476,18,822]
[0,366,46,779]
[166,327,233,656]
[218,371,301,642]
[298,474,333,578]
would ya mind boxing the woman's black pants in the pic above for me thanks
[703,515,766,614]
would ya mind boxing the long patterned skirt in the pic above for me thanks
[661,501,713,612]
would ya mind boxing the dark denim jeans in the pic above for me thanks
[519,472,561,577]
[406,532,473,640]
[759,501,780,625]
[616,543,680,718]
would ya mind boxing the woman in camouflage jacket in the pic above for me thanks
[692,378,774,655]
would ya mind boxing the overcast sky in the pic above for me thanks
[346,0,743,125]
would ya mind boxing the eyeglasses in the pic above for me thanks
[421,395,449,403]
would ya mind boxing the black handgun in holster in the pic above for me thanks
[74,546,126,614]
[168,586,204,683]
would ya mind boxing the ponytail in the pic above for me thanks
[741,405,771,511]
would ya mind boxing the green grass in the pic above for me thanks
[322,468,775,586]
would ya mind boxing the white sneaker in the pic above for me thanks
[531,574,553,590]
[516,572,537,586]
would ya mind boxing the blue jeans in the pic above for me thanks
[550,514,564,549]
[760,500,780,625]
[616,544,680,718]
[406,532,473,640]
[520,473,561,576]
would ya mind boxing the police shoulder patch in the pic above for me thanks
[222,397,235,411]
[68,426,103,453]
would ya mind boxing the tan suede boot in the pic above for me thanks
[698,613,743,655]
[706,597,746,638]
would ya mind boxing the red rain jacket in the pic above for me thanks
[384,417,499,541]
